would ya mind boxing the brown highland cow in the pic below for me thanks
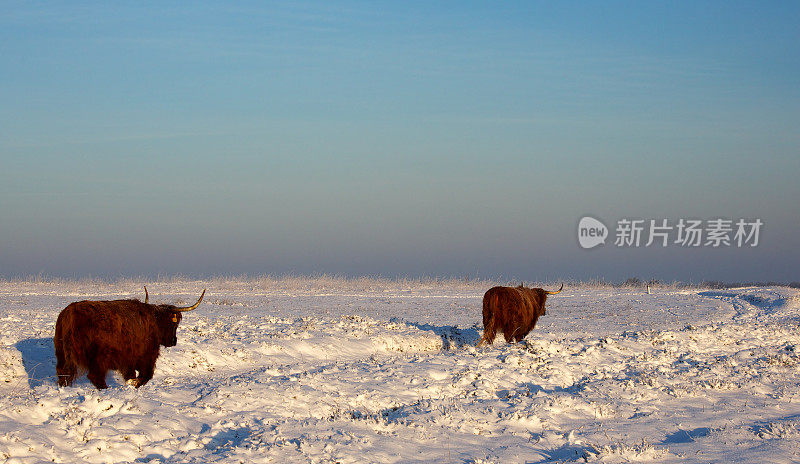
[54,287,205,389]
[477,283,562,346]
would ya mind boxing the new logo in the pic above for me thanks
[578,216,608,249]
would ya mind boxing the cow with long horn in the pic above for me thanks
[54,288,205,389]
[477,283,562,346]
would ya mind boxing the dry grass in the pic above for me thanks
[1,274,790,297]
[0,273,498,296]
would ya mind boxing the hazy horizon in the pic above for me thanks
[2,2,798,283]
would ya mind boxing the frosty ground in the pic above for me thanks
[1,277,800,463]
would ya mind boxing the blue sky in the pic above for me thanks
[1,1,798,282]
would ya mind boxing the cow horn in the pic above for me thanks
[545,283,564,295]
[175,289,205,312]
[144,286,149,304]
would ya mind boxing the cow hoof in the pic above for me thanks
[126,378,142,388]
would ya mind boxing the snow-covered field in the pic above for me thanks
[2,277,800,463]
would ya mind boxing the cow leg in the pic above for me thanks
[87,368,108,389]
[134,362,155,388]
[56,362,76,387]
[479,322,496,347]
[55,359,76,387]
[476,331,495,347]
[121,367,137,381]
[54,345,76,387]
[54,328,77,387]
[84,345,108,389]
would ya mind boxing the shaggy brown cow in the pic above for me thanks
[477,283,563,346]
[54,288,205,389]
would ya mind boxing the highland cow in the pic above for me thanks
[477,283,562,346]
[54,288,205,389]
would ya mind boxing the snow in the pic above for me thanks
[1,277,800,463]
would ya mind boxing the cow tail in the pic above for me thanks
[54,318,65,375]
[54,319,63,359]
[479,293,497,346]
[54,313,76,385]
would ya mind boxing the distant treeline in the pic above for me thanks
[617,277,800,289]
